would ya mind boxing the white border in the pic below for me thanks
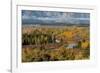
[11,2,97,73]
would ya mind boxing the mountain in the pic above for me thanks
[22,10,90,26]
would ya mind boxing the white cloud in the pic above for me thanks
[22,10,90,24]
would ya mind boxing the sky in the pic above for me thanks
[22,10,90,25]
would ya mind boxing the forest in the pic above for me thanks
[22,25,90,62]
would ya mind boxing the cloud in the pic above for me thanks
[22,10,90,24]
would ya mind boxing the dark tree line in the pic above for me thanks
[22,31,56,45]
